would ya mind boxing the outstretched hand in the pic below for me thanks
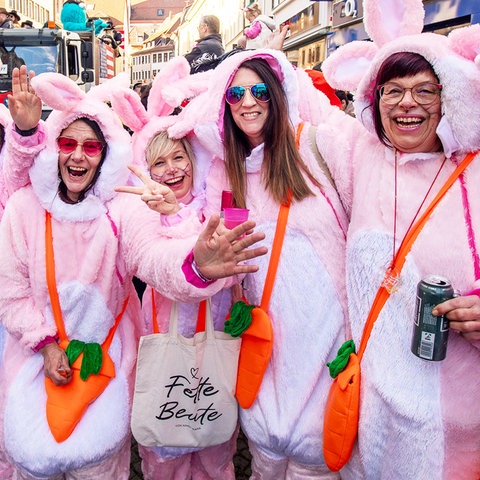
[8,65,42,131]
[193,214,268,280]
[115,164,180,215]
[433,294,480,343]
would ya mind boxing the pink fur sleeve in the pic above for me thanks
[115,194,228,302]
[245,21,262,40]
[0,192,57,350]
[3,122,47,196]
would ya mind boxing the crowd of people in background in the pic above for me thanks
[1,0,480,479]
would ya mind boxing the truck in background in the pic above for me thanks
[0,25,121,116]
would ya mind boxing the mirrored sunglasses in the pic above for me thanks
[57,136,105,156]
[225,83,270,105]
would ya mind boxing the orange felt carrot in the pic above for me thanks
[225,199,290,409]
[44,211,128,442]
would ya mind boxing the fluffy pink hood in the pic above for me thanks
[110,56,216,197]
[28,73,132,221]
[169,49,307,162]
[322,0,480,155]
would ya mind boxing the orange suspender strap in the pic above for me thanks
[151,289,207,334]
[260,200,290,310]
[357,151,478,361]
[45,211,128,350]
[45,211,68,342]
[258,124,306,309]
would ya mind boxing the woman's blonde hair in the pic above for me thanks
[145,131,195,185]
[246,3,261,16]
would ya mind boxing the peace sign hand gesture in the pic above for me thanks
[8,65,42,131]
[115,164,181,215]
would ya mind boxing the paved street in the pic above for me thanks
[129,429,252,479]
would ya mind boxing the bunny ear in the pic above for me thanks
[147,56,191,117]
[322,40,378,92]
[448,23,480,64]
[364,0,424,46]
[110,88,150,133]
[88,72,131,102]
[162,70,214,109]
[31,72,85,110]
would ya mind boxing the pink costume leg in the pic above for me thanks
[0,450,13,480]
[137,445,192,480]
[286,459,341,480]
[13,469,63,480]
[190,433,238,479]
[66,437,131,480]
[249,442,288,480]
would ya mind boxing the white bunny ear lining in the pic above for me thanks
[322,41,378,92]
[363,0,424,46]
[110,88,150,133]
[448,23,480,63]
[30,73,86,111]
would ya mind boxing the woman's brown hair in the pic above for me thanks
[223,58,318,208]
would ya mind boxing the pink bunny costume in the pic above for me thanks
[318,0,480,478]
[0,73,223,480]
[176,48,349,478]
[111,57,238,479]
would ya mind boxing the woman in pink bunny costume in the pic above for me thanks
[0,67,265,479]
[112,57,239,479]
[315,0,480,478]
[170,48,349,478]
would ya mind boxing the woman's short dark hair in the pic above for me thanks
[58,117,107,203]
[371,52,438,147]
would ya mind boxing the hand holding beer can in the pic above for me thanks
[411,275,454,361]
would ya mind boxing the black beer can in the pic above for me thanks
[411,275,454,361]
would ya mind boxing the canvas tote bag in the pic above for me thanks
[131,298,241,447]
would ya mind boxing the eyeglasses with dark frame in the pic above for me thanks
[57,137,105,157]
[377,82,442,105]
[225,83,271,105]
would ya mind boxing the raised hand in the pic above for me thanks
[193,214,268,280]
[115,164,181,215]
[8,65,42,131]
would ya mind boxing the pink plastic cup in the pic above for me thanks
[223,207,249,230]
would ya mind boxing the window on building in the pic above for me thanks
[153,53,156,62]
[157,9,164,17]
